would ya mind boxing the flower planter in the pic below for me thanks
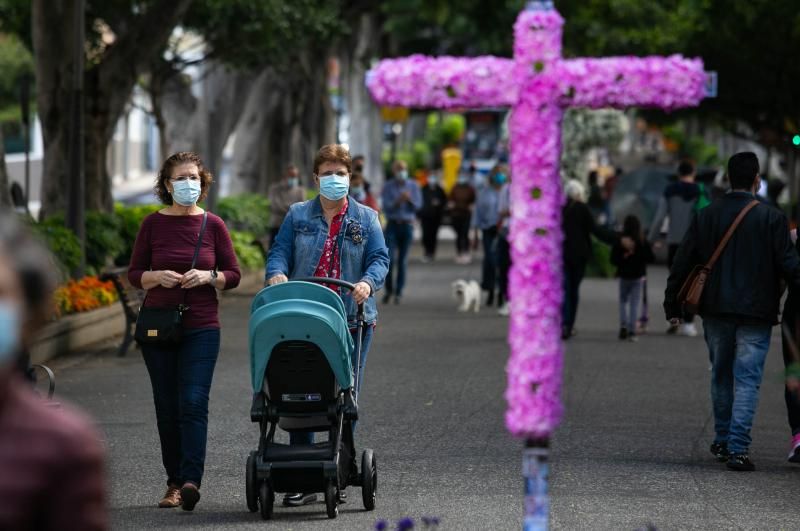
[31,304,125,364]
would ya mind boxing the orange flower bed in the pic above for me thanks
[54,276,119,317]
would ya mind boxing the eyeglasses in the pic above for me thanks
[319,171,349,178]
[170,174,200,182]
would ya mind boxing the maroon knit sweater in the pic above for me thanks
[128,211,241,329]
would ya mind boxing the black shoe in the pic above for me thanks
[709,442,729,462]
[561,326,572,340]
[382,292,392,304]
[337,489,347,503]
[618,327,628,340]
[486,291,495,307]
[726,453,755,471]
[394,295,401,305]
[180,484,200,511]
[283,493,317,507]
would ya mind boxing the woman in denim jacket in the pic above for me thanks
[265,145,389,505]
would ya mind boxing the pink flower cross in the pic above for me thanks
[367,3,707,440]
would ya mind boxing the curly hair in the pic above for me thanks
[313,144,352,175]
[154,152,214,205]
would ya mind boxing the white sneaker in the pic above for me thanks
[679,323,698,337]
[498,303,510,316]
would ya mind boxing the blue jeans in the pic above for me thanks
[703,317,772,454]
[141,328,220,487]
[618,278,643,331]
[290,325,374,445]
[384,221,413,297]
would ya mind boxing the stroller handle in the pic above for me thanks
[293,277,365,319]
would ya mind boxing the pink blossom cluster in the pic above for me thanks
[365,55,515,109]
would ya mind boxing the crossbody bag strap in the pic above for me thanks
[704,200,759,271]
[179,212,209,309]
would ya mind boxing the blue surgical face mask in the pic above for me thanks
[287,178,299,188]
[319,174,350,201]
[397,170,409,180]
[350,185,365,196]
[494,173,507,185]
[0,301,20,365]
[172,179,201,206]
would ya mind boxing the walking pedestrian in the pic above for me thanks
[665,152,800,471]
[381,160,422,304]
[0,213,108,531]
[268,163,307,248]
[266,143,389,506]
[473,165,505,306]
[780,228,800,463]
[561,179,618,340]
[350,170,380,212]
[449,171,477,264]
[418,171,447,261]
[648,160,702,336]
[496,175,512,316]
[129,152,241,510]
[611,215,654,342]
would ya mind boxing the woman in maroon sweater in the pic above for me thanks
[128,152,240,511]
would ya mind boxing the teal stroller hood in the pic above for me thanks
[249,282,354,392]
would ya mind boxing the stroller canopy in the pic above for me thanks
[249,282,354,392]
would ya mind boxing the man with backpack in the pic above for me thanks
[649,160,707,336]
[664,152,800,471]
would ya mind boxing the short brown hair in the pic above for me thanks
[155,152,213,205]
[313,144,351,175]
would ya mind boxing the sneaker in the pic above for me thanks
[618,327,628,340]
[726,453,755,471]
[679,323,698,337]
[636,321,648,335]
[158,485,181,508]
[394,295,401,305]
[180,483,200,511]
[498,303,510,316]
[420,255,432,264]
[666,323,679,335]
[627,332,638,342]
[788,434,800,463]
[710,442,729,462]
[283,493,317,507]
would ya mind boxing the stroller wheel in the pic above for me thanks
[361,449,377,511]
[245,452,258,513]
[259,481,274,520]
[325,480,338,519]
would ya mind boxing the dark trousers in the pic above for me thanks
[384,221,413,297]
[668,243,694,323]
[781,314,800,436]
[141,328,220,487]
[497,232,511,302]
[290,325,375,445]
[481,227,499,293]
[452,214,472,255]
[562,259,587,331]
[420,216,441,258]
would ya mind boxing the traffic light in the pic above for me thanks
[793,134,800,147]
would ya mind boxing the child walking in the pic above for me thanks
[611,215,654,341]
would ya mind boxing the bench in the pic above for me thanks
[100,267,144,357]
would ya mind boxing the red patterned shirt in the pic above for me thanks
[314,199,348,290]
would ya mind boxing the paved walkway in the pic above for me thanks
[49,246,798,529]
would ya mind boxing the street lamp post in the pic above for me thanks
[66,0,86,275]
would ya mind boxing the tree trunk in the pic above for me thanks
[0,126,11,207]
[34,0,194,215]
[339,12,384,187]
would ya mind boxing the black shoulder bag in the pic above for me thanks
[134,212,208,345]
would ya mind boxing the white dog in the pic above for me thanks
[452,279,482,313]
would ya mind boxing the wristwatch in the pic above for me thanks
[210,270,218,283]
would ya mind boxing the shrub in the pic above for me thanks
[114,203,160,265]
[53,275,118,316]
[85,211,125,272]
[229,230,265,271]
[31,219,81,275]
[216,194,270,236]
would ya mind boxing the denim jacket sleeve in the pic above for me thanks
[359,210,390,294]
[265,207,295,279]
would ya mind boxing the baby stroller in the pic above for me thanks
[245,277,377,520]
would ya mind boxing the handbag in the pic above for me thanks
[677,200,758,315]
[134,212,208,345]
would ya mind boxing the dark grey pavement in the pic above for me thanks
[50,248,799,530]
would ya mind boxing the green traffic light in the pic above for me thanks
[794,135,800,146]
